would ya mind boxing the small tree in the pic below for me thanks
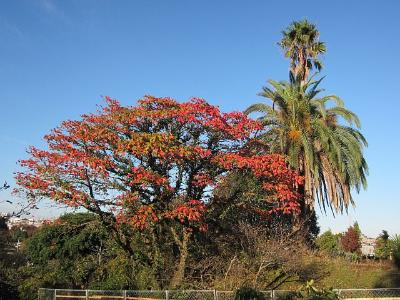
[341,226,361,254]
[353,222,362,239]
[390,235,400,269]
[316,230,340,256]
[375,230,391,259]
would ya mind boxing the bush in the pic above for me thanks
[316,231,340,256]
[391,235,400,269]
[276,281,339,300]
[302,280,339,300]
[234,287,266,300]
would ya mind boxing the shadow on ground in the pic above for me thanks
[374,269,400,288]
[0,280,19,300]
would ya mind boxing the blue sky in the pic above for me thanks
[0,0,399,237]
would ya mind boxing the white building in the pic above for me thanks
[361,235,376,257]
[6,216,45,228]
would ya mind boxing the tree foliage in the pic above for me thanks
[390,235,400,269]
[0,216,26,300]
[375,230,391,259]
[16,96,302,288]
[16,96,302,223]
[278,20,326,85]
[340,226,361,254]
[246,77,367,213]
[16,213,150,299]
[248,19,367,215]
[316,230,340,255]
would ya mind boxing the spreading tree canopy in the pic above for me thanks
[16,96,302,287]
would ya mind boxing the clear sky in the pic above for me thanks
[1,0,399,237]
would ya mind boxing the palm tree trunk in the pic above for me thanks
[304,161,314,208]
[298,48,309,86]
[293,160,315,233]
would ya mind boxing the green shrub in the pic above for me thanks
[276,281,339,300]
[275,291,298,300]
[391,235,400,269]
[316,230,340,256]
[234,287,266,300]
[301,280,339,300]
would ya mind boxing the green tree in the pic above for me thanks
[375,230,391,259]
[0,216,22,300]
[353,222,361,236]
[9,224,37,243]
[17,213,138,299]
[17,213,170,300]
[211,171,319,243]
[278,20,326,85]
[390,235,400,269]
[246,77,368,213]
[316,230,340,255]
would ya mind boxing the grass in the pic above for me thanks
[319,258,400,288]
[276,255,400,290]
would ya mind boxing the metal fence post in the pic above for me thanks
[53,289,57,300]
[213,289,217,300]
[165,290,169,300]
[85,289,89,300]
[272,290,275,299]
[123,290,127,300]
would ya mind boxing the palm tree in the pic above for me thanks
[278,20,326,85]
[245,76,368,213]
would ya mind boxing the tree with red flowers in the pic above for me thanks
[341,226,361,254]
[16,96,302,288]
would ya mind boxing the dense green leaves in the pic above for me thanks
[246,76,368,213]
[375,231,391,259]
[235,287,266,300]
[16,213,168,299]
[391,235,400,269]
[316,230,340,256]
[25,213,107,265]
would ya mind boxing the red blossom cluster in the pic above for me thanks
[341,226,361,253]
[16,96,302,232]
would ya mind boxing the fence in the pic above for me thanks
[38,289,217,300]
[38,288,400,300]
[338,289,400,299]
[272,289,400,299]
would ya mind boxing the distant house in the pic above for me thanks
[360,235,376,258]
[6,216,45,229]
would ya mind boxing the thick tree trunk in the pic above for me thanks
[293,176,319,243]
[169,228,191,289]
[151,227,165,289]
[293,161,315,237]
[303,161,314,209]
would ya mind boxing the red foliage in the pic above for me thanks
[341,226,361,253]
[15,96,302,232]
